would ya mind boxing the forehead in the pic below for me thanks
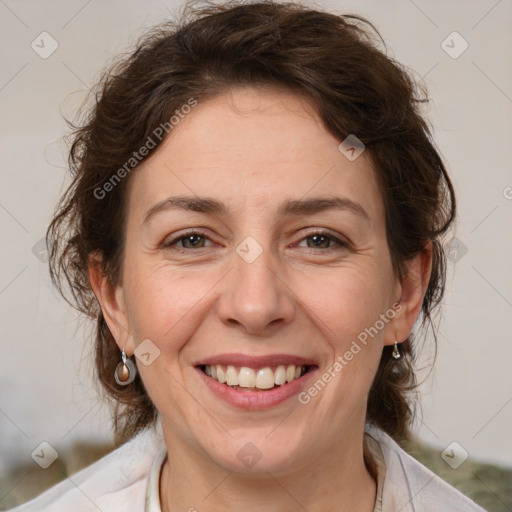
[126,86,384,223]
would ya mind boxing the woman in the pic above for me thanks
[10,1,487,510]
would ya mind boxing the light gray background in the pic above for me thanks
[1,0,511,487]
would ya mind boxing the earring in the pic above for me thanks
[392,341,401,360]
[114,348,137,385]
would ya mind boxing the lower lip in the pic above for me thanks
[195,366,318,410]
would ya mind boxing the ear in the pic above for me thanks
[384,241,433,346]
[88,251,135,355]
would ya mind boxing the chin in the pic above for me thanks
[203,431,311,476]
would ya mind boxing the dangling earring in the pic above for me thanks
[114,348,137,385]
[392,341,401,360]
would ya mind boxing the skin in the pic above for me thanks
[90,86,432,512]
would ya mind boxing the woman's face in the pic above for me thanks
[101,86,423,475]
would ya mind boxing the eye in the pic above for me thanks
[162,229,349,252]
[163,231,213,250]
[297,231,349,251]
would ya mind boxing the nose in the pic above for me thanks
[216,245,295,336]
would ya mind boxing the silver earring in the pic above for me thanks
[392,341,401,360]
[114,348,137,385]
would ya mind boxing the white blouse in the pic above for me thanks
[8,422,487,511]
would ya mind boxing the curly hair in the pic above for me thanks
[47,0,455,470]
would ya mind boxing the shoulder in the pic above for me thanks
[6,426,165,512]
[364,423,487,512]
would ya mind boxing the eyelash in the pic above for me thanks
[163,229,349,252]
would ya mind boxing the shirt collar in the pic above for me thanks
[364,422,387,512]
[145,446,167,512]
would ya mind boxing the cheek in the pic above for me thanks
[124,265,214,354]
[299,270,393,408]
[123,268,216,412]
[294,283,390,439]
[300,266,393,348]
[298,267,394,408]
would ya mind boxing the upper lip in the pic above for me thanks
[195,353,319,368]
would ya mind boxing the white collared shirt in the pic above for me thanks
[7,422,487,511]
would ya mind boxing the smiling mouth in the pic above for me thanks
[198,364,315,391]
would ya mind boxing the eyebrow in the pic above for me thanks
[142,195,370,224]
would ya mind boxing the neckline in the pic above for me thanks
[145,425,386,512]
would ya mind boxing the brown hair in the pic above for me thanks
[47,0,455,462]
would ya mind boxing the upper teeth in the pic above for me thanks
[204,364,305,389]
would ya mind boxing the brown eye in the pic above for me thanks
[180,234,206,249]
[163,231,212,250]
[298,231,348,251]
[306,234,334,249]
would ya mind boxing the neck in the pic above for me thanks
[159,422,377,512]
